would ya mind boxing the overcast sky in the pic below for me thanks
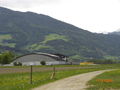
[0,0,120,33]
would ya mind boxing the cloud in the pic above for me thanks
[0,0,61,8]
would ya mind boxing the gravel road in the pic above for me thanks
[33,70,111,90]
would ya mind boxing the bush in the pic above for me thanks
[40,61,46,65]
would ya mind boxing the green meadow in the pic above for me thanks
[87,69,120,90]
[42,34,69,44]
[0,64,120,90]
[0,68,101,90]
[0,34,16,48]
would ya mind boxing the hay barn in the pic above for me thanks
[12,53,68,66]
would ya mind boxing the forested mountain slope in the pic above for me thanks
[0,7,120,59]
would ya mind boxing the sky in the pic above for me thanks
[0,0,120,33]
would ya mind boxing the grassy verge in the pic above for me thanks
[1,63,120,68]
[0,68,105,90]
[87,69,120,90]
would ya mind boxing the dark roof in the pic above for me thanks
[53,53,68,58]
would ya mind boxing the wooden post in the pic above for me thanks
[50,66,56,79]
[30,65,33,84]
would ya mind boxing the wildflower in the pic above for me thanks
[96,79,113,83]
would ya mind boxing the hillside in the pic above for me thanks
[0,7,120,59]
[109,30,120,35]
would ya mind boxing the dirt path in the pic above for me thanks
[33,70,111,90]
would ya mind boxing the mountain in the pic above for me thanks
[0,7,120,60]
[109,30,120,35]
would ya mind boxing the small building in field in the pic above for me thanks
[12,53,68,66]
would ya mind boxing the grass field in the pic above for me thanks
[87,69,120,90]
[42,34,69,44]
[0,64,119,74]
[0,64,120,90]
[1,63,120,68]
[0,68,103,90]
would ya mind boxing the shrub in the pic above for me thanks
[40,61,46,65]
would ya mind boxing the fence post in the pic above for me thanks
[30,65,33,84]
[50,66,56,79]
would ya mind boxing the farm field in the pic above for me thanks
[0,64,120,90]
[87,69,120,90]
[0,64,120,74]
[0,64,116,74]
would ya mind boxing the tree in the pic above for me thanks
[0,51,15,64]
[40,61,46,65]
